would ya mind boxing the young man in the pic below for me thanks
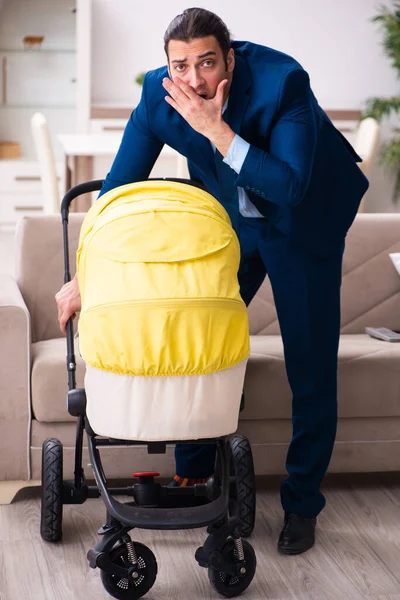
[56,8,369,554]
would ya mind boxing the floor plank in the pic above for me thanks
[1,476,400,599]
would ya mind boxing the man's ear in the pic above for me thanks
[227,48,235,73]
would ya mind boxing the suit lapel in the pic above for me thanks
[184,52,251,180]
[225,54,251,136]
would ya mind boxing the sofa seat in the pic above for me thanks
[31,338,85,422]
[28,331,400,482]
[31,333,400,426]
[242,334,400,420]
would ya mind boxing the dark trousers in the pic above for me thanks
[175,215,344,518]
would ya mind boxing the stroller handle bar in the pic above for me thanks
[61,180,104,286]
[61,180,104,222]
[60,180,103,391]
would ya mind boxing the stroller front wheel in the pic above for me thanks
[208,539,256,597]
[100,541,158,600]
[40,438,63,542]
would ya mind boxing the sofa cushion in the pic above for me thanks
[242,334,400,420]
[31,338,85,422]
[247,214,400,335]
[15,214,85,343]
[32,333,400,424]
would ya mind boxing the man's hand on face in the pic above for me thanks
[163,77,235,155]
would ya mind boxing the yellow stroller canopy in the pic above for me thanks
[77,180,250,378]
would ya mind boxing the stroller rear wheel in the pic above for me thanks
[229,434,256,538]
[100,541,158,600]
[40,438,63,542]
[208,538,256,597]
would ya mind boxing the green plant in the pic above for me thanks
[364,2,400,191]
[135,71,146,86]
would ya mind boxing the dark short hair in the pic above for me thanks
[164,8,232,67]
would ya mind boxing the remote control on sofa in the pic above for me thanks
[365,327,400,342]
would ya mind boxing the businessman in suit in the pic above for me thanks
[56,8,369,554]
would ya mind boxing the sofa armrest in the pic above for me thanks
[0,276,31,482]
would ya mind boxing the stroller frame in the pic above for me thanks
[41,178,256,598]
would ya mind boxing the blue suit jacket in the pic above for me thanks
[100,41,369,253]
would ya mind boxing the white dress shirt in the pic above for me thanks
[210,99,265,218]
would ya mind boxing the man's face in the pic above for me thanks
[167,35,234,101]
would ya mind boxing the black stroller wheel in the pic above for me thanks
[40,438,63,542]
[208,539,256,597]
[100,542,158,600]
[229,434,256,538]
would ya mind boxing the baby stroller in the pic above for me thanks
[40,178,257,599]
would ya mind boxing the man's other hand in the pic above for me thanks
[55,274,81,334]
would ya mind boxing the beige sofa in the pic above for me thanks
[1,213,400,503]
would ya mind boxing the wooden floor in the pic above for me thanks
[1,474,400,600]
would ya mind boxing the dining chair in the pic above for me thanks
[31,112,60,214]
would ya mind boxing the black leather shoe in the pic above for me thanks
[278,512,316,555]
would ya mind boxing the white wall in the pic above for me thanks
[90,0,398,211]
[91,0,394,109]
